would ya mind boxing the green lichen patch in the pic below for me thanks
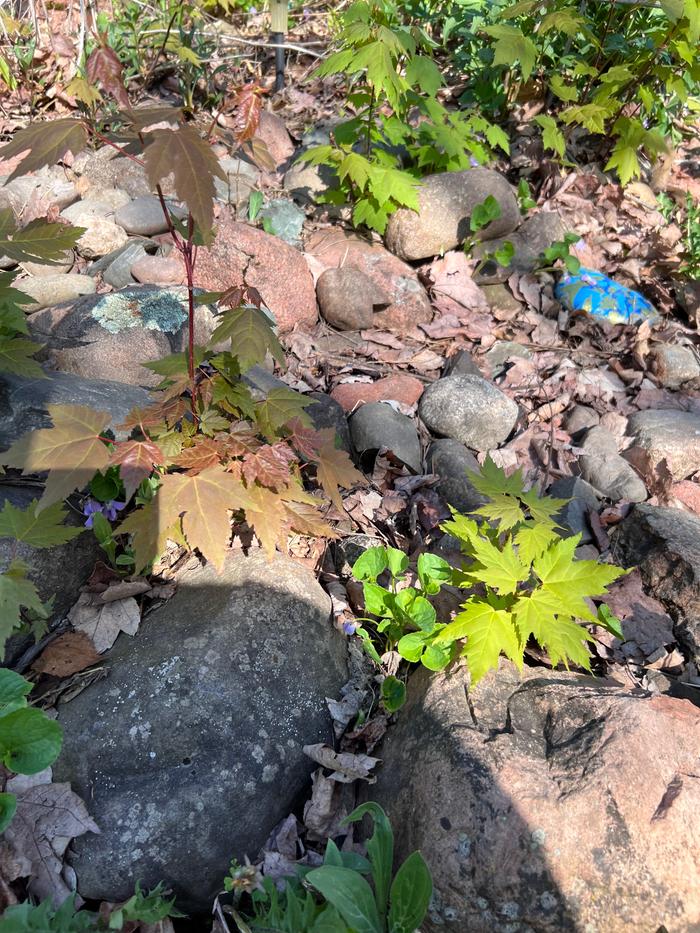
[91,288,189,334]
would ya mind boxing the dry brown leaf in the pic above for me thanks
[31,632,101,678]
[302,768,346,842]
[68,593,141,653]
[99,579,152,603]
[3,780,99,904]
[302,743,380,783]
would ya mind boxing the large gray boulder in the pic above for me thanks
[27,286,220,387]
[54,552,348,913]
[613,503,700,662]
[419,375,518,451]
[0,370,151,449]
[384,169,520,262]
[626,408,700,480]
[369,662,700,932]
[473,211,569,284]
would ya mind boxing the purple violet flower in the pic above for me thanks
[343,620,359,635]
[82,498,126,528]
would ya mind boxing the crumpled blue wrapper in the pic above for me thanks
[555,267,660,325]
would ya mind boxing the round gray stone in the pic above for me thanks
[427,439,486,513]
[419,375,518,451]
[54,551,348,913]
[349,401,422,473]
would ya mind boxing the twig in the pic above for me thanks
[138,28,325,58]
[14,620,70,674]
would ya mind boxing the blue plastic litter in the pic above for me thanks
[555,267,660,326]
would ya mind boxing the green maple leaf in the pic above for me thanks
[483,25,538,82]
[380,167,421,210]
[519,487,568,525]
[468,457,525,499]
[352,196,391,234]
[605,143,641,186]
[513,588,595,669]
[0,499,83,547]
[513,521,558,566]
[0,210,85,265]
[468,537,530,594]
[474,494,524,531]
[337,152,373,192]
[533,536,626,622]
[533,115,566,158]
[0,560,46,651]
[255,388,312,438]
[0,337,45,378]
[209,306,284,373]
[440,509,481,553]
[405,55,443,95]
[437,599,521,685]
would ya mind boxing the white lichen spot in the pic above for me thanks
[261,764,278,783]
[251,745,265,763]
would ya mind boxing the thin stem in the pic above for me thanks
[365,86,375,156]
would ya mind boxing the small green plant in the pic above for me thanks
[537,232,582,275]
[299,0,509,233]
[463,194,515,275]
[659,191,700,278]
[229,802,432,933]
[352,458,627,685]
[0,669,63,832]
[0,883,183,931]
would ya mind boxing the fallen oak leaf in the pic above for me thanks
[31,632,101,678]
[68,594,140,653]
[302,743,380,783]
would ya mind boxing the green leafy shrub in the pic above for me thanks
[299,0,509,232]
[352,458,627,685]
[439,0,700,184]
[229,802,432,933]
[0,669,63,832]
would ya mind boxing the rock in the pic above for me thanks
[61,191,131,224]
[100,241,152,290]
[218,157,259,184]
[369,662,700,933]
[74,219,129,259]
[483,340,532,377]
[676,279,700,327]
[331,375,424,413]
[626,409,700,481]
[473,211,569,284]
[578,426,647,502]
[0,484,100,624]
[0,370,151,449]
[13,273,96,311]
[649,344,700,388]
[2,172,79,213]
[114,197,184,236]
[317,267,379,331]
[349,402,422,473]
[480,283,523,316]
[443,349,482,378]
[384,168,520,262]
[283,158,338,204]
[258,199,305,247]
[564,404,599,437]
[54,551,348,912]
[214,175,255,209]
[131,254,185,286]
[613,503,700,661]
[306,393,352,454]
[254,111,295,170]
[418,375,518,451]
[27,286,219,387]
[549,475,600,544]
[305,229,432,332]
[20,250,74,277]
[188,211,317,333]
[73,148,164,200]
[334,534,384,577]
[426,439,486,513]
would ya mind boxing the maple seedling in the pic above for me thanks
[352,458,627,685]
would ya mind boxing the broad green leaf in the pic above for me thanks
[0,668,32,717]
[353,195,391,234]
[405,55,443,95]
[353,546,389,582]
[470,194,502,232]
[255,387,312,438]
[540,9,584,34]
[420,641,452,670]
[143,125,226,236]
[209,305,284,372]
[605,143,642,185]
[0,212,85,265]
[661,0,684,20]
[596,603,625,641]
[386,546,409,578]
[468,538,529,595]
[306,867,382,933]
[533,536,626,622]
[0,118,88,181]
[381,674,406,712]
[483,25,538,82]
[514,521,558,566]
[0,336,45,377]
[0,706,62,774]
[519,487,568,525]
[475,494,524,531]
[468,457,525,499]
[0,792,16,833]
[0,560,46,651]
[561,102,612,134]
[0,498,83,547]
[363,582,393,616]
[344,801,394,921]
[398,631,428,662]
[533,115,566,158]
[417,553,453,594]
[499,0,540,17]
[549,75,579,102]
[395,590,436,631]
[438,599,521,684]
[388,851,432,933]
[337,152,373,192]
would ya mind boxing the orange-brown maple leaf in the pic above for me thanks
[314,429,364,511]
[286,418,323,460]
[242,442,296,490]
[172,437,225,474]
[118,397,188,434]
[109,439,164,498]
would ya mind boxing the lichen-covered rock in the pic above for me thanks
[54,552,348,913]
[27,286,219,387]
[305,228,432,332]
[418,375,518,451]
[613,503,700,662]
[369,662,700,933]
[384,169,520,262]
